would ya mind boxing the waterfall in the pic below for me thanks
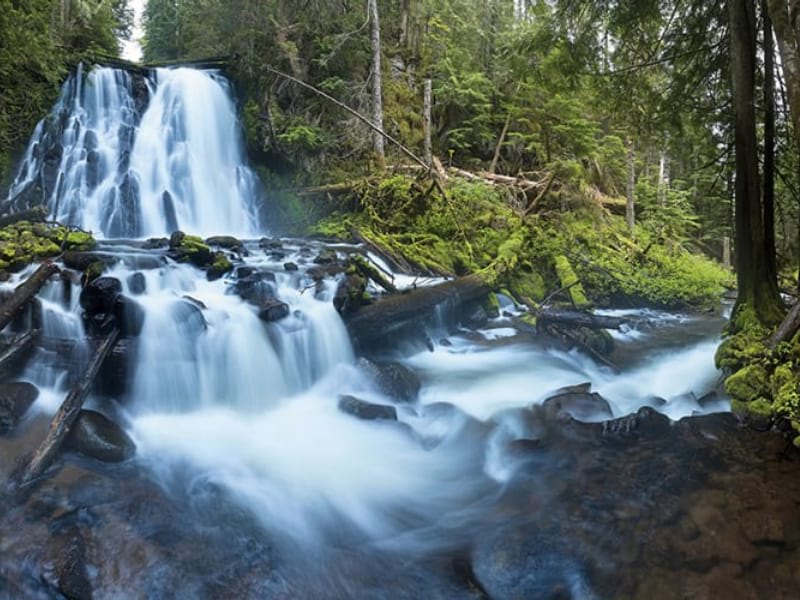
[5,65,262,238]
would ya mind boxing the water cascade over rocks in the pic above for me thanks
[10,66,796,600]
[5,66,261,238]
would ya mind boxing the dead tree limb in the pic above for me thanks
[0,329,38,374]
[0,262,59,334]
[13,327,120,488]
[769,300,800,349]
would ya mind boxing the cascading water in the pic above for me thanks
[5,66,261,238]
[1,64,740,597]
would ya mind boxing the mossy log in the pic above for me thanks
[538,309,629,330]
[13,327,120,488]
[768,300,800,349]
[345,274,489,351]
[0,262,59,334]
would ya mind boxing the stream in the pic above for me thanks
[2,65,800,600]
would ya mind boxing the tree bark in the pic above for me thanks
[13,328,120,488]
[626,138,635,231]
[0,329,38,375]
[764,0,778,278]
[767,0,800,148]
[368,0,386,164]
[489,113,511,174]
[729,0,784,326]
[0,262,59,334]
[423,78,433,167]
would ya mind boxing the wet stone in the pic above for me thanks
[338,395,398,421]
[126,272,146,295]
[65,409,136,462]
[257,298,290,322]
[283,262,298,272]
[0,382,39,433]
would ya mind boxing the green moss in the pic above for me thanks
[554,254,591,308]
[714,329,769,371]
[485,292,500,318]
[511,269,546,304]
[63,230,96,251]
[207,252,233,281]
[748,397,775,417]
[83,260,105,284]
[724,364,769,403]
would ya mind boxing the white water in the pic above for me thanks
[6,66,261,238]
[3,65,729,550]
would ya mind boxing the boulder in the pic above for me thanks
[259,237,283,250]
[283,262,298,272]
[257,298,290,322]
[205,236,243,250]
[79,277,122,316]
[126,272,146,295]
[142,237,169,249]
[169,300,207,335]
[338,395,398,421]
[357,358,421,403]
[601,406,672,439]
[65,409,135,462]
[0,382,39,433]
[333,273,368,316]
[62,251,117,272]
[313,249,338,264]
[542,385,613,422]
[207,252,233,281]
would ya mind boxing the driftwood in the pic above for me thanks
[0,262,59,334]
[346,274,489,350]
[0,329,38,375]
[14,327,120,487]
[350,255,398,294]
[769,301,800,349]
[0,207,47,227]
[538,309,629,330]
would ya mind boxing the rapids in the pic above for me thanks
[6,65,778,599]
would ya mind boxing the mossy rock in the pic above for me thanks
[724,364,769,404]
[553,255,590,308]
[207,252,233,281]
[63,230,97,251]
[511,269,546,304]
[169,232,214,267]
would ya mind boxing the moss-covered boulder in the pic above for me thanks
[207,252,233,281]
[725,364,769,404]
[168,231,214,267]
[0,222,97,274]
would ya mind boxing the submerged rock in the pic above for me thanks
[542,385,613,422]
[113,295,146,337]
[0,382,39,433]
[257,298,290,322]
[313,249,338,265]
[338,395,398,421]
[283,262,298,272]
[126,271,146,295]
[334,273,368,316]
[357,358,421,403]
[471,524,598,600]
[65,410,136,462]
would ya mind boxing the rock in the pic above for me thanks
[259,237,283,250]
[65,410,136,462]
[162,191,179,233]
[333,273,368,316]
[542,387,613,422]
[0,382,39,433]
[126,272,146,295]
[462,303,489,329]
[169,232,214,267]
[43,526,93,600]
[207,252,233,281]
[357,359,421,402]
[313,249,338,264]
[142,237,169,249]
[283,262,298,272]
[236,266,257,278]
[62,251,117,272]
[169,300,207,335]
[257,297,290,322]
[206,236,245,251]
[113,295,145,337]
[602,406,672,439]
[79,276,122,316]
[235,274,277,305]
[471,524,597,600]
[338,395,398,421]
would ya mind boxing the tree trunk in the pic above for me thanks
[489,113,511,174]
[0,262,59,334]
[767,0,800,148]
[13,327,120,488]
[657,151,668,205]
[399,0,410,47]
[626,138,635,231]
[730,0,784,326]
[423,78,433,167]
[368,0,386,164]
[764,0,778,279]
[723,235,732,268]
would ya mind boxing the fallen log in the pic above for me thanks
[352,228,416,275]
[13,327,120,488]
[0,329,38,375]
[350,255,398,294]
[550,325,620,373]
[769,300,800,349]
[346,274,489,351]
[0,207,48,227]
[0,262,59,334]
[538,309,629,330]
